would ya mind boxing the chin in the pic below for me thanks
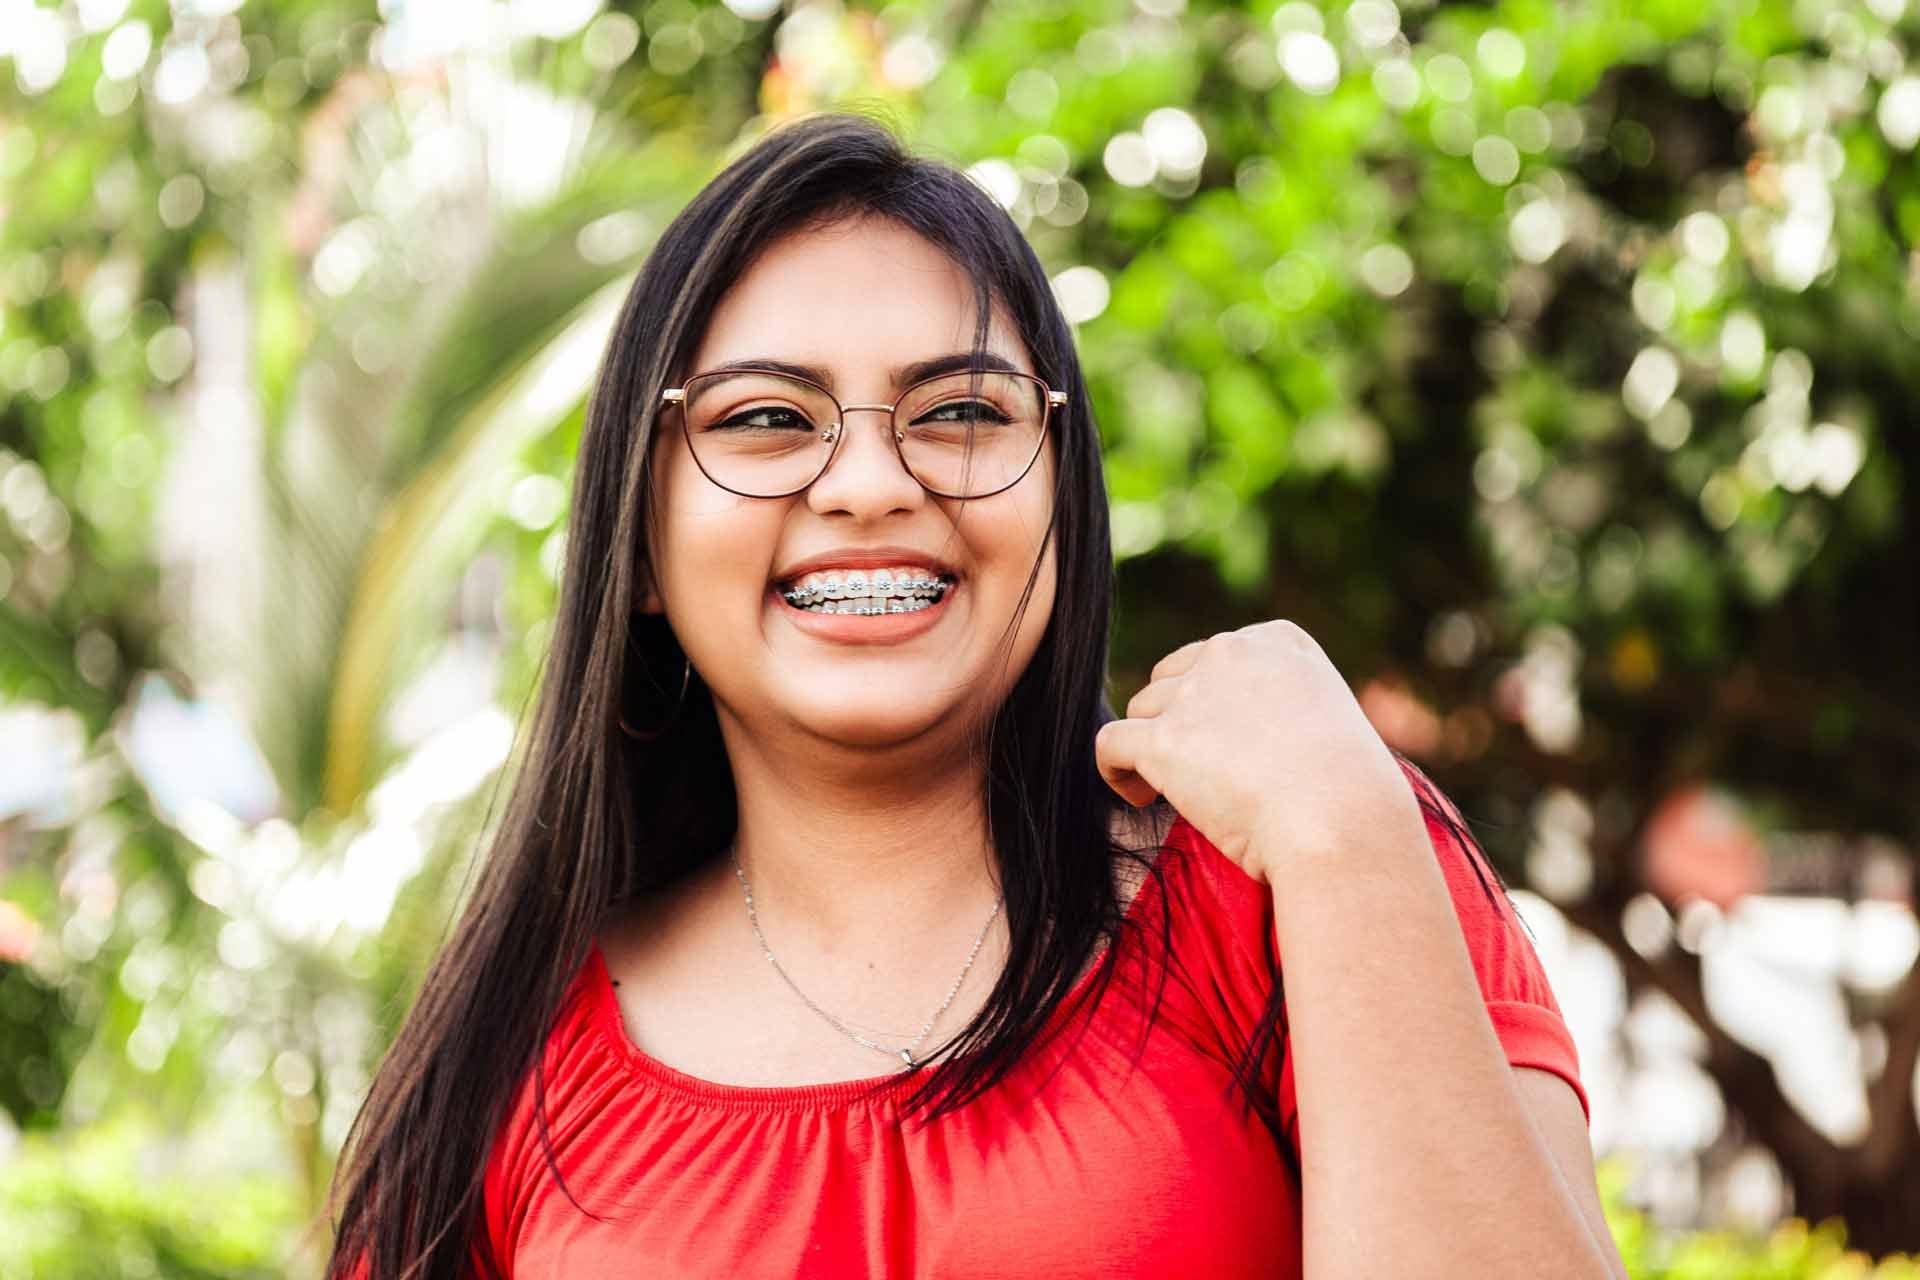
[787,687,983,756]
[793,700,957,749]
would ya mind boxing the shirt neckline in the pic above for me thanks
[580,819,1183,1112]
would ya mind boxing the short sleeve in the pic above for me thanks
[1165,759,1589,1154]
[1419,763,1585,1090]
[1269,759,1588,1145]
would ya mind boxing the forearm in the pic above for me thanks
[1260,808,1614,1280]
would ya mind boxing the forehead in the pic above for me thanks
[687,215,1033,386]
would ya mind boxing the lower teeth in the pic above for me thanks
[800,596,939,615]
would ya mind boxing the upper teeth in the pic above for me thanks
[781,568,951,605]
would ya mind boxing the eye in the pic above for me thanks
[713,404,815,432]
[913,399,1014,425]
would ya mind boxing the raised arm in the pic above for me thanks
[1094,619,1626,1279]
[1261,808,1624,1279]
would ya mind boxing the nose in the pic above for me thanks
[804,405,924,518]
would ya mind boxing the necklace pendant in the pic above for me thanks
[899,1049,915,1067]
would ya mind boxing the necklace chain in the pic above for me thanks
[732,856,1003,1069]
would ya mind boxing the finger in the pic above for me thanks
[1123,671,1182,721]
[1100,760,1160,808]
[1094,717,1161,807]
[1148,638,1208,684]
[1106,769,1159,808]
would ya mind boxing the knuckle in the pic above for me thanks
[1201,632,1243,668]
[1254,618,1313,653]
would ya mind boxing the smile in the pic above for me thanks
[779,569,954,615]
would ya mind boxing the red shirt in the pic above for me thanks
[460,793,1586,1277]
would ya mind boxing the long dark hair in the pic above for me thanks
[323,107,1513,1280]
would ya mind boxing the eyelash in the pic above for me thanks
[917,401,1015,425]
[711,400,1014,431]
[714,407,810,432]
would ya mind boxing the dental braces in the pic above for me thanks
[780,574,949,607]
[802,600,938,615]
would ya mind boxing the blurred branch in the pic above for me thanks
[1562,892,1843,1183]
[1863,966,1920,1180]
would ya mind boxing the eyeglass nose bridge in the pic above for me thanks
[819,402,903,447]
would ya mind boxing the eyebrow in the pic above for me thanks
[703,352,1024,391]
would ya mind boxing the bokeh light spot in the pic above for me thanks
[1278,31,1340,95]
[1051,265,1110,325]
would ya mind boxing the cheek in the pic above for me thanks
[983,458,1060,630]
[648,451,777,601]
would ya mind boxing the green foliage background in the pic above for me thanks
[1,0,1915,1273]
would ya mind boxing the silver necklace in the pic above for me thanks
[732,856,1003,1069]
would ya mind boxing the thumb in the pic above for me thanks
[1095,718,1161,808]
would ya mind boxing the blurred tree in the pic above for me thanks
[0,3,765,1271]
[1,0,1916,1269]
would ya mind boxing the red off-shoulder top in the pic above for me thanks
[351,773,1587,1278]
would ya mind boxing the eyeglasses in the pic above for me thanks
[660,367,1066,500]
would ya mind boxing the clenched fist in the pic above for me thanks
[1094,620,1427,883]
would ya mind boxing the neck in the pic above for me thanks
[713,709,1002,952]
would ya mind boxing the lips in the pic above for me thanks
[769,546,962,590]
[765,548,964,643]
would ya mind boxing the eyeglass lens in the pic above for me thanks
[679,370,1049,498]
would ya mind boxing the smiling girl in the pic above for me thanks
[325,112,1625,1279]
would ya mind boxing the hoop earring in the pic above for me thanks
[617,655,693,740]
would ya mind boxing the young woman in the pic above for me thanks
[326,112,1625,1279]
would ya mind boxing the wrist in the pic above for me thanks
[1250,792,1430,885]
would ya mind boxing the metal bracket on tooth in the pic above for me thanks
[783,576,948,607]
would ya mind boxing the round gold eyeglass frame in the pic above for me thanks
[659,368,1069,501]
